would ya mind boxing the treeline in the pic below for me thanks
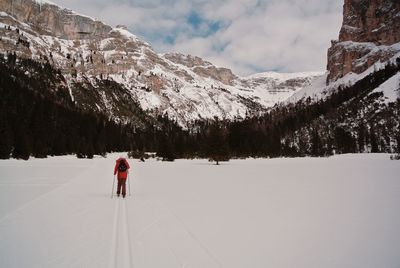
[224,58,400,157]
[0,56,399,161]
[0,56,206,160]
[0,58,141,159]
[151,59,400,160]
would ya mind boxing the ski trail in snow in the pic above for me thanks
[133,216,163,240]
[156,222,186,267]
[0,161,97,223]
[155,201,223,268]
[109,198,134,268]
[108,198,120,268]
[122,199,133,268]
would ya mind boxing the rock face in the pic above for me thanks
[0,0,322,126]
[164,53,237,86]
[327,0,400,83]
[0,0,111,39]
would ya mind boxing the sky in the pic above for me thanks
[51,0,343,76]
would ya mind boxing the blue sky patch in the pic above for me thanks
[186,11,222,38]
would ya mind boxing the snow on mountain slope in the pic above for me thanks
[288,52,400,104]
[240,71,324,107]
[288,0,400,105]
[327,0,400,83]
[370,72,400,104]
[244,71,323,81]
[0,0,321,126]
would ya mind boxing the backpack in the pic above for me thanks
[118,160,127,172]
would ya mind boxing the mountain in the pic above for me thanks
[278,0,400,156]
[327,0,400,83]
[0,0,321,126]
[1,0,398,160]
[288,0,400,103]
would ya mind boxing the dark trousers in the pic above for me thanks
[117,178,127,197]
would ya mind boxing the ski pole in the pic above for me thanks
[111,175,116,198]
[128,172,131,196]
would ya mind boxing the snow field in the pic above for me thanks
[0,154,400,268]
[371,72,400,103]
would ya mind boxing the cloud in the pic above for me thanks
[51,0,343,75]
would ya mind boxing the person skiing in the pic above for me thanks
[114,156,130,198]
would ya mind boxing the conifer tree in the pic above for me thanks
[311,128,322,156]
[357,123,367,153]
[0,117,12,159]
[12,127,31,160]
[86,141,95,159]
[156,132,175,161]
[370,126,379,153]
[206,120,230,165]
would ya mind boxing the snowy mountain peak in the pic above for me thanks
[244,71,325,81]
[163,52,214,68]
[0,0,322,126]
[33,0,57,7]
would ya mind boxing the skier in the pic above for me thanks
[113,156,130,198]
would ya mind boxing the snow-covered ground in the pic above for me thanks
[0,154,399,268]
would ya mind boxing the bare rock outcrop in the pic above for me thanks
[0,0,322,125]
[327,0,400,83]
[0,0,111,39]
[164,53,237,86]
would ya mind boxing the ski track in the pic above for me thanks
[156,222,185,267]
[0,161,97,224]
[122,199,134,268]
[108,198,120,268]
[2,155,400,268]
[109,198,134,268]
[133,215,163,241]
[154,201,223,268]
[1,158,222,267]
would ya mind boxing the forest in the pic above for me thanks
[0,55,399,161]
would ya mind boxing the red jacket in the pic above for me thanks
[114,158,130,179]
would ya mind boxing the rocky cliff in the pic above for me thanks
[0,0,111,39]
[327,0,400,83]
[0,0,322,126]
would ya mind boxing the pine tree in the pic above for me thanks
[357,123,366,153]
[157,133,176,161]
[334,127,356,154]
[76,138,87,159]
[12,127,31,160]
[206,120,230,165]
[31,103,49,158]
[86,141,94,159]
[0,117,12,159]
[310,128,322,156]
[53,132,67,156]
[94,123,107,156]
[370,126,379,153]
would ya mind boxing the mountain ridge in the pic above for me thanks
[0,0,399,160]
[0,0,322,126]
